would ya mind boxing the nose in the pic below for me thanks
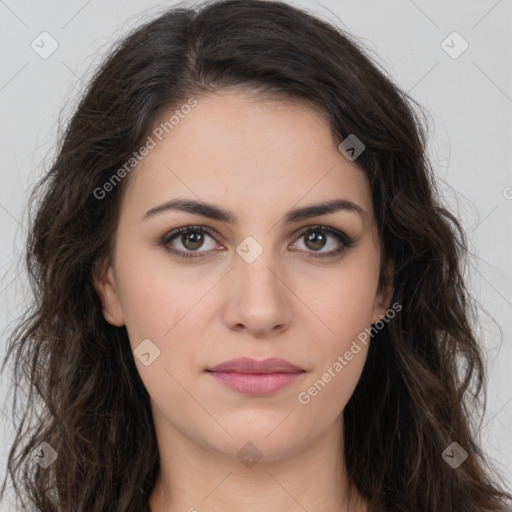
[220,241,293,338]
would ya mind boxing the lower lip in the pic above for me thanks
[207,371,304,395]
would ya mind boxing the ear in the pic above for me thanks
[371,261,394,325]
[92,257,125,327]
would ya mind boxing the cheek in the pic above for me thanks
[302,257,378,402]
[115,253,210,369]
[296,340,369,432]
[119,269,206,423]
[114,249,195,343]
[319,268,380,342]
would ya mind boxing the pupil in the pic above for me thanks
[306,231,326,250]
[183,231,203,250]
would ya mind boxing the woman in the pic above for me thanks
[1,0,510,510]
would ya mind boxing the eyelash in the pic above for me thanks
[158,224,356,260]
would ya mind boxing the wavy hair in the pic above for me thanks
[1,0,510,510]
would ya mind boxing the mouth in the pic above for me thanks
[206,357,306,396]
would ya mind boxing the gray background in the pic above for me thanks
[1,0,511,508]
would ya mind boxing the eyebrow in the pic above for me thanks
[142,198,366,225]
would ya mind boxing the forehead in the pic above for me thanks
[120,89,374,225]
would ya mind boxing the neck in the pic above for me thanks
[148,412,368,512]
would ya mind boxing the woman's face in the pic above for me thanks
[94,89,392,461]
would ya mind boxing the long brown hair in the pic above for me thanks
[1,0,510,510]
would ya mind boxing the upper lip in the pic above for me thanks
[207,357,305,374]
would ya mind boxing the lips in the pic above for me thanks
[206,357,306,396]
[207,357,305,374]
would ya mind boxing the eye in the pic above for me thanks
[160,226,220,259]
[159,224,355,260]
[290,225,355,259]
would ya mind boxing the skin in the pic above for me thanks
[94,88,393,512]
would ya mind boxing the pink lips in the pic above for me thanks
[206,357,306,396]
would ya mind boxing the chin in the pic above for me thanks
[202,422,307,462]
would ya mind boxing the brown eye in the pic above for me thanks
[160,226,220,259]
[159,224,355,261]
[303,230,328,251]
[179,230,205,251]
[291,225,355,259]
